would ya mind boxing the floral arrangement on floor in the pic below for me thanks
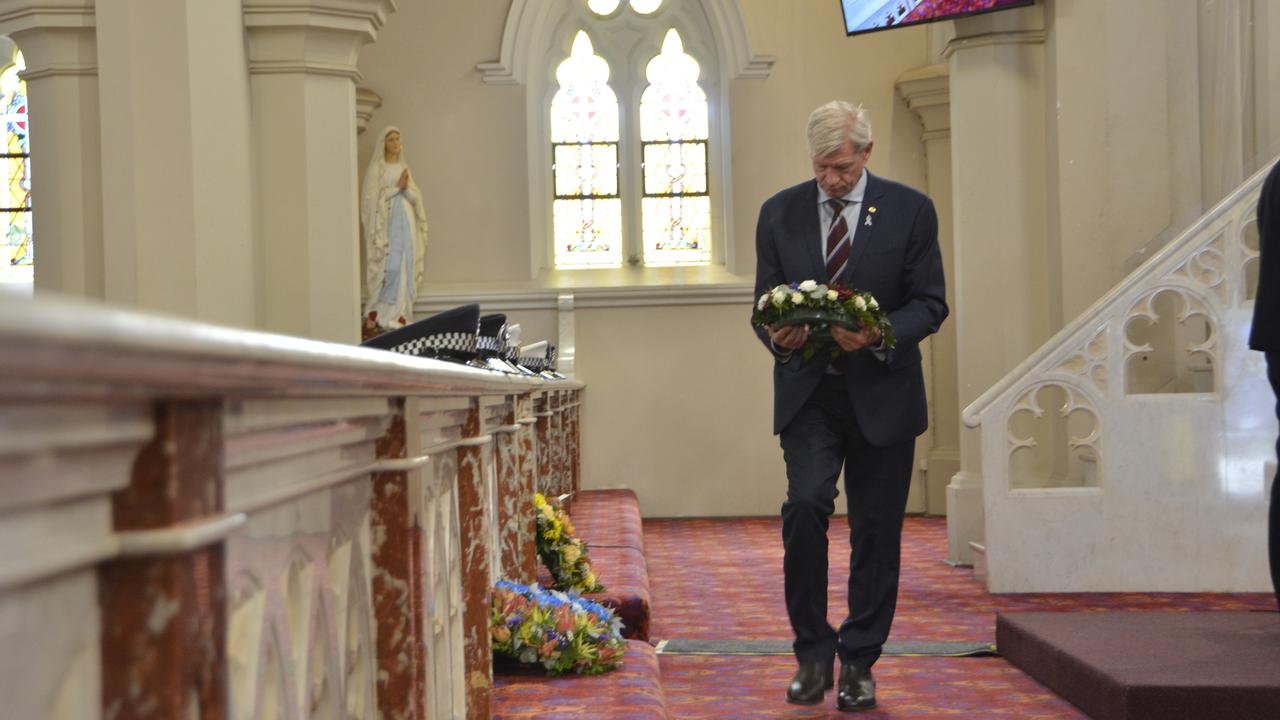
[751,280,896,360]
[490,579,626,676]
[534,492,604,593]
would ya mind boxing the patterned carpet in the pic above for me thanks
[646,515,1274,718]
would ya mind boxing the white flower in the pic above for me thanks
[771,288,787,304]
[826,290,838,301]
[757,293,769,311]
[854,295,867,311]
[809,288,827,300]
[868,297,879,310]
[790,292,804,304]
[798,280,818,293]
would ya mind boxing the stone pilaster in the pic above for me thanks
[95,0,257,328]
[897,64,959,517]
[943,4,1050,565]
[99,402,228,720]
[455,400,491,720]
[243,0,396,343]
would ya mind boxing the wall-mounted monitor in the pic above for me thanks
[841,0,1034,37]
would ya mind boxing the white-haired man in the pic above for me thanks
[751,100,948,712]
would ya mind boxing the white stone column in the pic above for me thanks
[897,64,957,517]
[95,0,256,328]
[0,1,102,298]
[943,6,1051,565]
[244,0,396,344]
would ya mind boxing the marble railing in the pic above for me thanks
[962,158,1277,592]
[0,292,582,720]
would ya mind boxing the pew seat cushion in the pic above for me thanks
[572,489,645,553]
[493,639,670,719]
[537,545,651,641]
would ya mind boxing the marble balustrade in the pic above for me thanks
[962,157,1278,593]
[0,292,582,720]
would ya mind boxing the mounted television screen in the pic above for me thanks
[841,0,1034,37]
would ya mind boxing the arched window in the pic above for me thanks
[481,0,772,276]
[548,0,714,270]
[639,29,709,266]
[551,31,623,268]
[0,46,30,285]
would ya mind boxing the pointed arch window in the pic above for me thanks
[0,48,30,285]
[551,31,623,269]
[490,0,771,276]
[639,29,709,266]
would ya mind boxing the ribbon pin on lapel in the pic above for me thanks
[865,206,877,226]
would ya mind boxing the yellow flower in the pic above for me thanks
[562,543,581,563]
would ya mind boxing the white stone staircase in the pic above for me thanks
[962,159,1278,592]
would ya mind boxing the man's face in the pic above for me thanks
[812,139,873,198]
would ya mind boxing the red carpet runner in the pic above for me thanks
[498,501,1274,718]
[646,515,1274,718]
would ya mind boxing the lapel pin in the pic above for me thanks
[868,206,877,213]
[864,215,873,227]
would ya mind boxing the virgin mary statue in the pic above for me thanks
[362,126,429,331]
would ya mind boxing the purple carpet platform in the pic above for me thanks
[493,639,670,719]
[997,611,1280,720]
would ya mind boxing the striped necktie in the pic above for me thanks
[825,198,852,280]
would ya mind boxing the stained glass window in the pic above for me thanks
[638,29,710,266]
[0,49,30,285]
[551,31,623,268]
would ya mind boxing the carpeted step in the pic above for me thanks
[572,488,646,553]
[538,544,652,641]
[997,611,1280,720]
[493,639,671,719]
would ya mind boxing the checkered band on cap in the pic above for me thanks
[518,355,547,371]
[390,331,477,357]
[476,335,505,354]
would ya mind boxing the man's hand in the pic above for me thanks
[831,324,881,353]
[769,324,809,350]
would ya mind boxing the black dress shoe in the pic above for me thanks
[785,661,834,705]
[836,664,876,712]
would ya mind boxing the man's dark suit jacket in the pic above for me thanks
[752,172,949,446]
[1250,160,1280,352]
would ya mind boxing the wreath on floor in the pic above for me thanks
[534,493,604,594]
[490,580,626,676]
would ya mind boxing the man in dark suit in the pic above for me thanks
[752,100,948,711]
[1250,158,1280,610]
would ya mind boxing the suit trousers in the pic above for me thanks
[1268,351,1280,609]
[779,374,915,667]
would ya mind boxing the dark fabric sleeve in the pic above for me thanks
[884,196,949,352]
[752,200,793,361]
